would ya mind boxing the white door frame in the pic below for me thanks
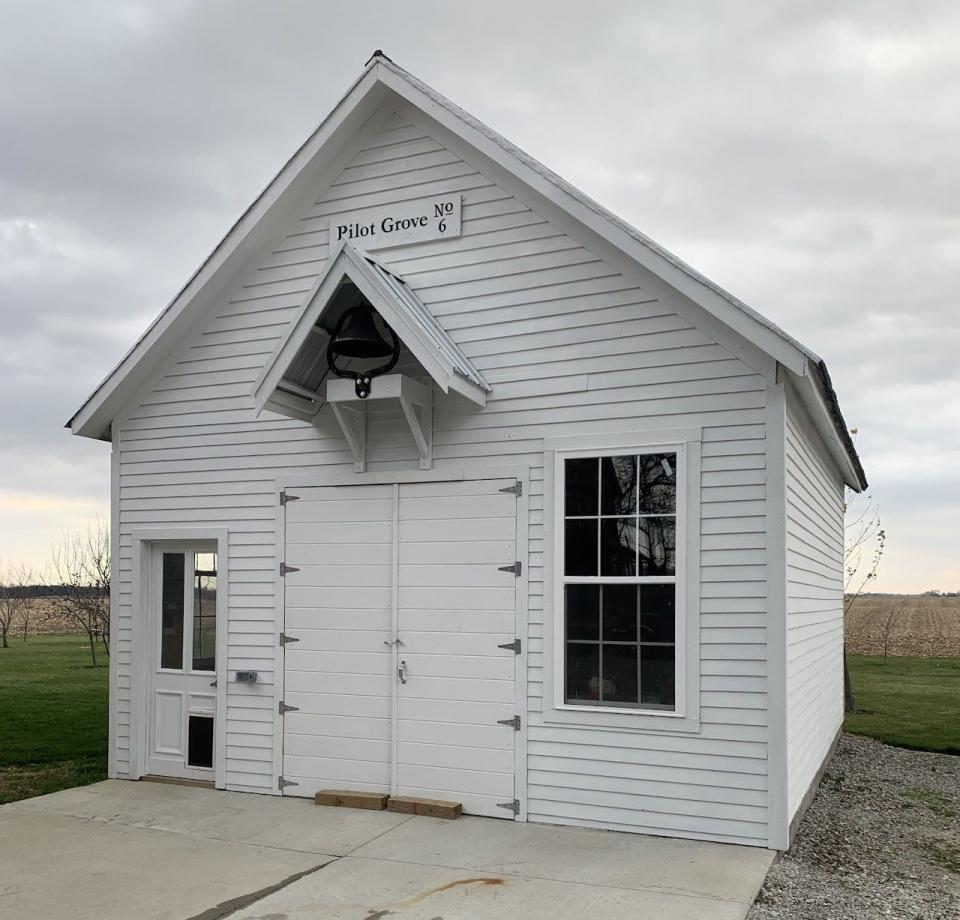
[274,464,530,819]
[130,527,229,788]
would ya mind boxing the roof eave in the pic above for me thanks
[68,60,391,441]
[787,360,867,492]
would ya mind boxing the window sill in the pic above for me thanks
[541,703,701,734]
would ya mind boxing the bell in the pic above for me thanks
[329,304,394,359]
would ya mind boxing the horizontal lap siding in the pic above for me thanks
[114,111,769,842]
[784,397,844,820]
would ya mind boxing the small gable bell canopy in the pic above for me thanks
[252,243,489,469]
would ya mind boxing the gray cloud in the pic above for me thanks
[1,0,957,589]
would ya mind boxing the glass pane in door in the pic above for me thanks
[160,553,185,669]
[192,552,217,672]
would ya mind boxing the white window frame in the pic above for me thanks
[543,428,702,733]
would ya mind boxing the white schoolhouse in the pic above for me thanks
[69,53,866,849]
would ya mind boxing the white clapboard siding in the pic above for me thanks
[784,393,845,821]
[112,108,773,842]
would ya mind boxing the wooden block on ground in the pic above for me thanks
[387,795,462,819]
[314,789,388,810]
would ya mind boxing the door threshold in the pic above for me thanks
[141,774,216,789]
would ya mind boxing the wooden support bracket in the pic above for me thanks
[329,401,366,472]
[326,374,432,470]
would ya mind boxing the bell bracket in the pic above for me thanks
[326,373,432,470]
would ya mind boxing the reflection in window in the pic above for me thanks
[192,552,217,672]
[160,553,184,669]
[562,453,678,711]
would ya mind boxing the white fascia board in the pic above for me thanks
[69,66,391,440]
[784,365,863,492]
[375,62,810,379]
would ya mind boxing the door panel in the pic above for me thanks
[394,479,518,818]
[281,485,394,797]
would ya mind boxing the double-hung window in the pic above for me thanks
[560,449,680,712]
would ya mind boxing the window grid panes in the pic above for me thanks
[563,453,678,711]
[192,552,217,673]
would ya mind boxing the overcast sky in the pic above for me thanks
[1,1,957,592]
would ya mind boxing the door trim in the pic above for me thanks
[130,527,229,789]
[276,464,530,819]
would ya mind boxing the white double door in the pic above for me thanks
[281,478,520,817]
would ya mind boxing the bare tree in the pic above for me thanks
[0,562,35,649]
[880,599,904,658]
[842,439,885,711]
[48,522,111,667]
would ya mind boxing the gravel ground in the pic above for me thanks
[749,733,959,920]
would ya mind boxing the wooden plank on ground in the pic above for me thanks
[314,789,389,810]
[386,795,462,819]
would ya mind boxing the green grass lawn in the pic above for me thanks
[845,654,960,755]
[0,634,108,804]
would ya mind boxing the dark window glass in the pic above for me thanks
[187,716,214,768]
[192,552,217,672]
[602,585,637,642]
[637,517,676,576]
[564,518,597,576]
[565,642,599,702]
[562,452,677,711]
[564,457,597,515]
[638,452,676,513]
[600,455,636,516]
[640,644,675,708]
[566,585,599,640]
[160,553,184,669]
[600,517,637,576]
[603,644,639,704]
[640,584,675,643]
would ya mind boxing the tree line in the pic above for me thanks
[0,522,110,666]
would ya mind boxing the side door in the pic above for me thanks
[147,544,220,781]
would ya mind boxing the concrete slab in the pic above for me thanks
[8,779,412,856]
[3,781,772,920]
[0,810,327,920]
[228,854,752,920]
[352,813,775,903]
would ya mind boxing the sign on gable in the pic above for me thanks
[331,195,461,250]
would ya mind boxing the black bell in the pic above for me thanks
[329,304,394,359]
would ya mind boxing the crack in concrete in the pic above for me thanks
[184,861,332,920]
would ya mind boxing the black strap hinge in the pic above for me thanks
[498,561,521,576]
[497,639,521,654]
[280,491,300,506]
[279,562,300,576]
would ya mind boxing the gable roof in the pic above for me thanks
[253,242,488,417]
[68,51,865,490]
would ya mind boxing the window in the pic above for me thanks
[160,553,185,669]
[192,552,217,672]
[157,547,217,673]
[562,452,678,711]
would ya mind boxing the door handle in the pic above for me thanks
[398,660,407,685]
